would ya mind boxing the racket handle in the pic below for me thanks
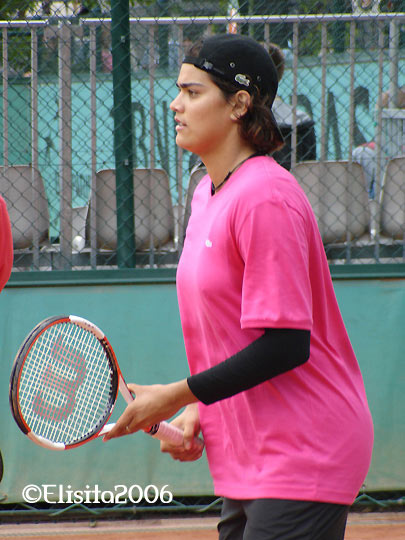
[99,422,181,441]
[147,421,204,448]
[146,421,184,445]
[99,421,203,448]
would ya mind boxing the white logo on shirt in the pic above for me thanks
[205,239,212,248]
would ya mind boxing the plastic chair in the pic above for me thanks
[379,157,405,239]
[0,165,49,249]
[292,160,370,244]
[183,165,207,234]
[90,168,174,251]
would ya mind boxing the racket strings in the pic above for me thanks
[20,326,65,428]
[44,324,91,441]
[19,322,115,444]
[68,329,112,440]
[33,329,86,422]
[25,324,84,438]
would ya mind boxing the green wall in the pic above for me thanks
[333,276,405,489]
[0,268,404,504]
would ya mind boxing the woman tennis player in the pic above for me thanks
[104,33,374,539]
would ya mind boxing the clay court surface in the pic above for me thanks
[0,512,404,539]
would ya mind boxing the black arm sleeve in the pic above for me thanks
[187,328,310,405]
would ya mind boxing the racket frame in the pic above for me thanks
[10,315,194,451]
[9,315,119,451]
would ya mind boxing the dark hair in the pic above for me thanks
[186,40,284,155]
[268,43,285,82]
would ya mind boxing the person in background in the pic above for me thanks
[0,194,13,292]
[104,33,373,540]
[353,86,405,199]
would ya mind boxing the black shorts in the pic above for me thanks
[218,497,349,540]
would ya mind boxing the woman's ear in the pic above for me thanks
[230,90,251,121]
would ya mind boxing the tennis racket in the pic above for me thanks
[9,315,194,451]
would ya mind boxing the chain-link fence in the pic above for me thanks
[0,1,404,271]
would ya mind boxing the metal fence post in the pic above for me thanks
[58,19,72,270]
[111,0,135,267]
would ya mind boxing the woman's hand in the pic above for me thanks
[160,403,204,462]
[103,379,197,441]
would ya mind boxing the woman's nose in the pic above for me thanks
[170,93,182,112]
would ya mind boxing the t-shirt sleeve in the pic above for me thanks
[0,196,13,292]
[236,198,313,330]
[187,328,310,405]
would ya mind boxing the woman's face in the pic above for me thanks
[170,63,236,157]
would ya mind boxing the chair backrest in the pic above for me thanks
[292,160,370,243]
[380,156,405,239]
[92,168,174,250]
[183,166,207,234]
[0,166,49,249]
[72,205,89,241]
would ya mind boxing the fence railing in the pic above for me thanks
[0,13,404,271]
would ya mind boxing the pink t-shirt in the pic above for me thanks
[177,156,373,504]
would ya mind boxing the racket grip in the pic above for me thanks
[147,421,203,449]
[100,421,204,448]
[146,421,184,445]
